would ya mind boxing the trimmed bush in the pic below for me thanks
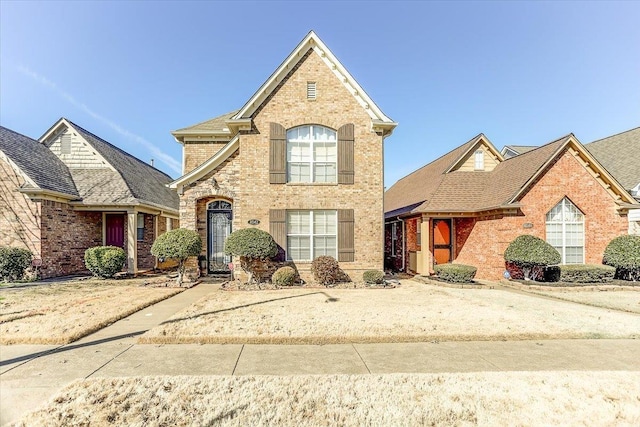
[311,256,343,286]
[224,228,278,283]
[272,266,296,286]
[504,235,561,281]
[84,246,126,278]
[363,270,385,285]
[151,228,202,285]
[559,264,616,283]
[0,247,33,282]
[603,235,640,281]
[433,264,477,283]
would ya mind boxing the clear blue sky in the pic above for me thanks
[1,1,638,187]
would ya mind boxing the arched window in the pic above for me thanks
[546,198,584,264]
[287,125,337,183]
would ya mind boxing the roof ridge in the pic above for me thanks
[66,119,173,180]
[586,126,640,145]
[500,134,572,163]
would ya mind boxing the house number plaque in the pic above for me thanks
[248,219,260,225]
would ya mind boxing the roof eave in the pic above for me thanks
[19,187,78,201]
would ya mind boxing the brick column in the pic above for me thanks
[127,210,137,275]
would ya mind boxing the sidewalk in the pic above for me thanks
[2,283,640,425]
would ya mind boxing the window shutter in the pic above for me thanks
[337,124,355,184]
[269,122,286,184]
[270,209,286,261]
[338,209,355,262]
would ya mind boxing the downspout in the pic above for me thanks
[397,216,405,272]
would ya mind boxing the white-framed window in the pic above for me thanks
[287,125,337,183]
[137,213,145,241]
[474,149,484,170]
[286,210,337,261]
[546,197,584,264]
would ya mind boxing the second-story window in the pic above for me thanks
[287,125,337,183]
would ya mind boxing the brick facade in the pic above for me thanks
[180,49,386,282]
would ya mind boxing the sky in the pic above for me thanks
[1,1,639,188]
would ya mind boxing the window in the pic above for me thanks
[286,210,337,261]
[307,82,316,99]
[287,125,337,183]
[546,198,584,264]
[137,213,145,241]
[416,219,421,247]
[391,223,398,256]
[474,149,484,170]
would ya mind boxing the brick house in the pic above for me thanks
[384,133,638,280]
[0,120,179,278]
[168,31,396,281]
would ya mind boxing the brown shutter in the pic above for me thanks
[269,122,286,184]
[270,209,286,261]
[337,123,355,184]
[338,209,355,262]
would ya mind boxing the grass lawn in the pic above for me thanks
[532,290,640,314]
[140,280,640,344]
[15,372,640,426]
[0,277,182,344]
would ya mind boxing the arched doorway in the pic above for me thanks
[207,200,232,273]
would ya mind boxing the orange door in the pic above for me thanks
[433,219,452,265]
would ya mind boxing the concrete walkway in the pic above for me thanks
[2,283,640,425]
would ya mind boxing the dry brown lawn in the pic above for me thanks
[14,372,640,426]
[141,280,640,344]
[0,277,182,344]
[532,290,640,314]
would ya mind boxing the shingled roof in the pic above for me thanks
[172,110,238,137]
[67,121,179,210]
[586,127,640,193]
[0,126,78,198]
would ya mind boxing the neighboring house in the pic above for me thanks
[500,145,537,159]
[168,31,396,280]
[0,120,179,278]
[585,127,640,235]
[384,133,638,280]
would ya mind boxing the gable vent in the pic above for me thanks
[307,82,316,100]
[60,134,72,155]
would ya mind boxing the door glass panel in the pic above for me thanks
[434,221,451,245]
[208,203,232,273]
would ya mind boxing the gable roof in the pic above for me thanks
[586,127,640,193]
[39,118,179,212]
[386,133,636,217]
[0,126,78,198]
[172,110,238,141]
[232,31,396,133]
[501,145,537,159]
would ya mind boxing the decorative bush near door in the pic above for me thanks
[224,228,278,284]
[151,229,202,285]
[504,235,561,281]
[84,246,126,279]
[433,264,477,283]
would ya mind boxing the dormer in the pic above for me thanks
[446,135,503,173]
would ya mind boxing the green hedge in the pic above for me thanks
[0,247,32,282]
[603,235,640,281]
[272,266,296,286]
[84,246,126,278]
[559,264,615,283]
[433,264,477,283]
[504,235,561,281]
[363,270,385,285]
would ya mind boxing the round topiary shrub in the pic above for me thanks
[504,235,561,281]
[433,264,477,283]
[272,266,296,286]
[0,247,33,282]
[151,228,202,285]
[224,228,278,283]
[603,235,640,281]
[363,270,385,285]
[84,246,126,279]
[311,255,343,286]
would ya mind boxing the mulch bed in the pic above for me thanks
[413,275,489,289]
[221,280,400,291]
[501,279,640,291]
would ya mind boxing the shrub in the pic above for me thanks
[603,235,640,281]
[559,264,615,283]
[363,270,385,285]
[272,266,296,286]
[0,247,32,282]
[224,228,278,283]
[433,264,477,283]
[311,256,343,286]
[151,228,202,285]
[84,246,126,278]
[504,235,561,281]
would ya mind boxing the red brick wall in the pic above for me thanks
[455,148,629,279]
[40,200,102,278]
[137,213,156,270]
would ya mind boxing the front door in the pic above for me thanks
[105,214,124,248]
[207,200,232,273]
[433,219,452,265]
